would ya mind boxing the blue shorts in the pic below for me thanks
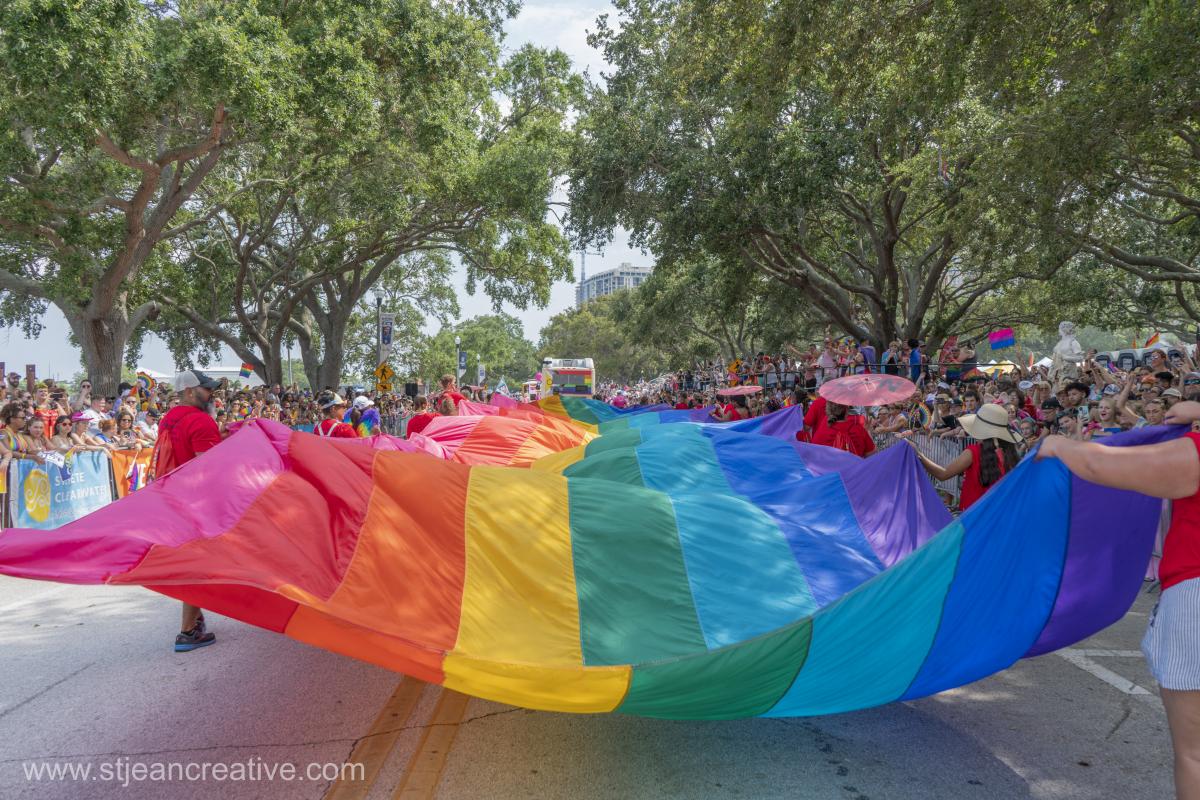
[1143,577,1200,691]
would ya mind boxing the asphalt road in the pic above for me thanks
[0,575,1174,800]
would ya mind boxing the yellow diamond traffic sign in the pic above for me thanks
[374,363,395,381]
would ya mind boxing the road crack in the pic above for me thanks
[0,662,94,721]
[1105,700,1133,740]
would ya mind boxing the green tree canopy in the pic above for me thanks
[416,313,538,388]
[0,0,329,393]
[568,0,1064,352]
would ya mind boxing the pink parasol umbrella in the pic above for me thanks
[818,374,916,406]
[717,385,763,397]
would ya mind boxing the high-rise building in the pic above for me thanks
[576,262,652,307]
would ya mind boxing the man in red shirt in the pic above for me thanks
[405,395,438,437]
[150,370,223,652]
[438,374,466,409]
[314,391,357,437]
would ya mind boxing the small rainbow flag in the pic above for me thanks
[239,363,253,379]
[987,328,1016,350]
[915,402,932,429]
[961,367,986,381]
[1144,332,1160,348]
[136,371,157,393]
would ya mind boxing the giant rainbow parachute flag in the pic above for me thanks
[0,409,1173,719]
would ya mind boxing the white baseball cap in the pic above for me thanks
[318,390,346,409]
[352,395,374,410]
[173,370,221,391]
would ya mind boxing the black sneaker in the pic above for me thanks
[194,613,206,635]
[174,626,216,652]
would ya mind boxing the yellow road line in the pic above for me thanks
[324,676,427,800]
[392,689,471,799]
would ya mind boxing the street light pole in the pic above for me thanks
[454,335,463,385]
[375,296,383,388]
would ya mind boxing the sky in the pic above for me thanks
[2,0,645,380]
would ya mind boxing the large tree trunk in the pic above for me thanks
[63,298,156,397]
[75,314,127,398]
[257,342,285,388]
[314,308,350,390]
[295,328,322,391]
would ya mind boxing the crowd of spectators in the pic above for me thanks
[1,374,160,470]
[0,369,508,474]
[597,336,1200,450]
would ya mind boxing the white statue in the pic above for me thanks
[1050,321,1084,386]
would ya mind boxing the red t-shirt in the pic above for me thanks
[809,415,875,457]
[803,396,828,440]
[674,402,689,410]
[315,418,358,438]
[958,442,1008,512]
[442,391,466,407]
[1161,433,1200,590]
[152,405,221,477]
[405,412,438,437]
[33,406,59,435]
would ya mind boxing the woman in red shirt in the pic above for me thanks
[314,391,357,438]
[907,402,1020,512]
[809,400,875,456]
[1039,400,1200,799]
[710,395,748,422]
[405,395,438,437]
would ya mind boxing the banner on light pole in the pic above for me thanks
[378,313,395,367]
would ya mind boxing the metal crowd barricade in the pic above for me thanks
[872,431,974,504]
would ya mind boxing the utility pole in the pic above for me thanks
[375,296,383,384]
[372,296,381,376]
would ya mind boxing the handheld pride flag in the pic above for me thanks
[238,363,253,379]
[987,328,1016,350]
[1144,332,1161,348]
